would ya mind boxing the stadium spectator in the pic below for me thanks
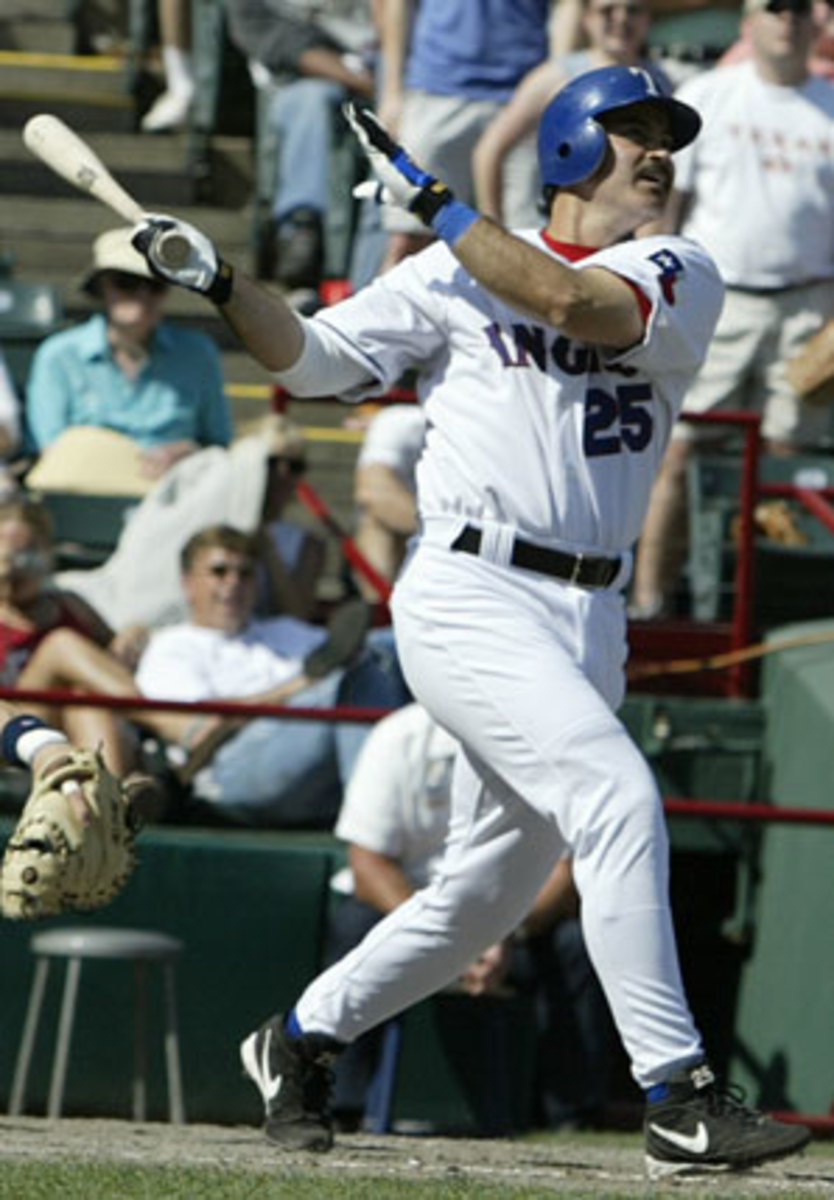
[141,0,196,132]
[325,702,614,1131]
[224,0,376,301]
[720,0,834,74]
[0,495,159,781]
[352,403,426,600]
[135,524,410,826]
[375,0,558,268]
[25,228,230,495]
[632,0,834,618]
[473,0,672,224]
[0,695,150,833]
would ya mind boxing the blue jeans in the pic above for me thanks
[267,77,346,223]
[197,630,410,826]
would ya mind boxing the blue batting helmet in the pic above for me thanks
[537,66,701,188]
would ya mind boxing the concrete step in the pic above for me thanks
[0,127,254,209]
[0,20,77,55]
[0,50,137,131]
[0,195,253,267]
[0,94,136,133]
[1,129,197,208]
[1,0,70,18]
[0,51,132,99]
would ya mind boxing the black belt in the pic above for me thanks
[450,525,621,588]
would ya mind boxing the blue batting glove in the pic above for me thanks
[344,103,479,246]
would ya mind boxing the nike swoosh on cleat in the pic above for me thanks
[649,1121,710,1155]
[259,1030,283,1102]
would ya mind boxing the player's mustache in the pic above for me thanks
[636,160,673,189]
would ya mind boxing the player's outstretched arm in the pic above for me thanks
[344,103,645,350]
[131,216,305,373]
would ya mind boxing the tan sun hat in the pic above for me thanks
[81,227,156,293]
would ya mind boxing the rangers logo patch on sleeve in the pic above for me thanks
[648,249,684,305]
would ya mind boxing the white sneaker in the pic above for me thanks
[140,87,193,133]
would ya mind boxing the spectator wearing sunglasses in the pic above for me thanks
[25,228,231,493]
[721,0,834,75]
[135,524,410,826]
[632,0,834,619]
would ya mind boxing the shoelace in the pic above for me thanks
[701,1080,764,1125]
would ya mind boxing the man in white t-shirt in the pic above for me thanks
[632,0,834,617]
[135,524,409,825]
[325,702,614,1131]
[353,404,427,597]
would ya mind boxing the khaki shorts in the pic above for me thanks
[674,280,834,447]
[383,90,542,234]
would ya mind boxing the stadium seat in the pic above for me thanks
[38,490,139,570]
[0,279,63,395]
[687,451,834,628]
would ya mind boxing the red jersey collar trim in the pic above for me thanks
[539,229,652,325]
[539,231,600,261]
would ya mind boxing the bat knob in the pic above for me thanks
[155,231,192,270]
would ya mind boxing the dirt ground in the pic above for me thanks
[0,1117,833,1196]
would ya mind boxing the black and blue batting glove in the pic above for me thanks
[344,103,478,246]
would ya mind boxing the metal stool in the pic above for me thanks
[9,926,185,1122]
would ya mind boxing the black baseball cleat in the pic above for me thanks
[240,1013,343,1151]
[645,1061,812,1180]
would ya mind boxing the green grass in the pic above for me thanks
[0,1163,570,1199]
[0,1134,830,1199]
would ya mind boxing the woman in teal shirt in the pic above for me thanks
[26,228,231,481]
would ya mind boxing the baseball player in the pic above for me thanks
[132,66,811,1179]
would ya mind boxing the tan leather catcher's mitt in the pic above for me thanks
[0,749,138,919]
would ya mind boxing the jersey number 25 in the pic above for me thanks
[584,383,653,458]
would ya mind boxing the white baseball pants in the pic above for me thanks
[295,540,704,1087]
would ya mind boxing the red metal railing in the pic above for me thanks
[680,410,761,696]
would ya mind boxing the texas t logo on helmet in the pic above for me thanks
[537,65,701,188]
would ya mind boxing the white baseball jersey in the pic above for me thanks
[277,231,723,554]
[674,62,834,289]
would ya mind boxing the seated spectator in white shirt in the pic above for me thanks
[135,523,409,826]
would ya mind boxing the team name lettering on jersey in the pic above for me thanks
[483,322,637,379]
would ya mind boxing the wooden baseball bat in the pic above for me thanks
[21,113,191,269]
